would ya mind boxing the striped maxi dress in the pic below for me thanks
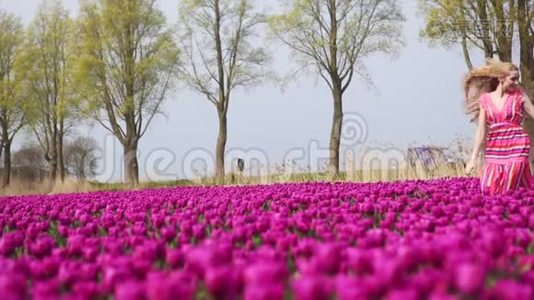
[479,89,534,195]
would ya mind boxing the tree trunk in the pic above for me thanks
[49,162,57,180]
[461,34,473,70]
[517,0,534,166]
[0,121,5,185]
[123,140,139,186]
[490,0,512,62]
[517,0,533,90]
[1,127,10,187]
[329,80,343,177]
[80,154,87,180]
[48,140,58,181]
[477,0,494,58]
[213,0,227,185]
[2,140,11,187]
[215,110,227,183]
[58,131,65,182]
[327,1,341,178]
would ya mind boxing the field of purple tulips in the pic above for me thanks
[0,177,533,300]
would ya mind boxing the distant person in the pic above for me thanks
[464,58,534,195]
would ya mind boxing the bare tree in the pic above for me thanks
[0,10,25,187]
[177,0,270,183]
[12,143,48,182]
[64,136,99,180]
[75,0,179,185]
[269,0,405,176]
[18,1,75,183]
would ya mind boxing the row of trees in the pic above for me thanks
[2,0,529,187]
[0,0,179,186]
[2,136,99,182]
[0,0,405,186]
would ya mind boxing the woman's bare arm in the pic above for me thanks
[469,105,487,162]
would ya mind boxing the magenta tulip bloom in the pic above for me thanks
[204,265,240,299]
[243,283,284,300]
[0,273,26,300]
[244,261,287,287]
[292,274,331,300]
[455,263,485,294]
[0,177,532,299]
[114,280,145,300]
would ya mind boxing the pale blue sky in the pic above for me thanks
[1,0,483,182]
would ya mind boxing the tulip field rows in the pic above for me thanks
[0,177,533,299]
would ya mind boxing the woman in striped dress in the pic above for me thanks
[464,58,534,195]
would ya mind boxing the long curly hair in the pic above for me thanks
[463,58,520,123]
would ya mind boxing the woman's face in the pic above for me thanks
[501,70,520,91]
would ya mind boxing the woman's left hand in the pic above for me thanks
[465,159,476,175]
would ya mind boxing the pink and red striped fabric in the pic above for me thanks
[479,89,533,195]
